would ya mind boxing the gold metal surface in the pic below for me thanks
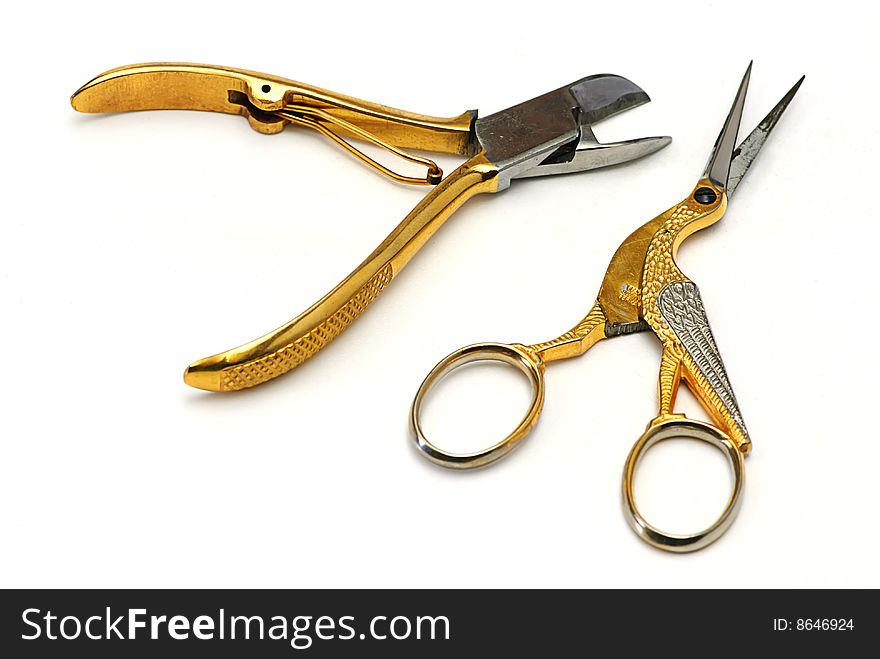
[186,155,498,391]
[71,63,475,154]
[410,65,803,551]
[411,180,748,551]
[73,63,673,391]
[72,63,488,390]
[525,303,607,363]
[275,107,443,185]
[596,217,664,328]
[522,180,746,449]
[636,180,750,452]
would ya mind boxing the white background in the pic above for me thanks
[1,1,877,588]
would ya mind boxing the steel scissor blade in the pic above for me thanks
[702,62,752,190]
[727,75,805,199]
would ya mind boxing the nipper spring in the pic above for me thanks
[275,105,443,185]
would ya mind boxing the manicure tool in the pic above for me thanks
[410,64,803,552]
[71,63,669,391]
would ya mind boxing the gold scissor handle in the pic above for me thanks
[185,155,498,391]
[622,417,745,553]
[410,304,608,468]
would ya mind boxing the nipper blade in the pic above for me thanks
[568,74,651,124]
[514,135,672,178]
[526,73,672,178]
[477,74,670,186]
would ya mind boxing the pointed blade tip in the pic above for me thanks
[726,73,804,199]
[740,61,754,87]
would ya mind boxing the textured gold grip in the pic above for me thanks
[525,303,607,363]
[184,154,499,391]
[194,264,395,392]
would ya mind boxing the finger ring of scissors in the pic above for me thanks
[411,64,804,552]
[411,342,545,469]
[622,419,745,552]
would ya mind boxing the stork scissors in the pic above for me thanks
[71,63,669,391]
[411,64,804,552]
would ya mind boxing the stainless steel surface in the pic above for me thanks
[728,75,805,198]
[702,62,752,189]
[410,343,545,469]
[408,65,804,552]
[515,134,672,179]
[474,75,671,188]
[657,282,749,440]
[622,418,746,553]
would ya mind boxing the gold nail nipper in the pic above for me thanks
[72,63,670,391]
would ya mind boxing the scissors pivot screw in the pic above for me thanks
[694,187,717,204]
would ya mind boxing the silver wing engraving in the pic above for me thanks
[657,281,749,441]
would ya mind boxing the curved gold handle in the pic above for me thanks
[185,155,499,391]
[71,62,476,155]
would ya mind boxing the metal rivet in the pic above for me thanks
[694,187,717,204]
